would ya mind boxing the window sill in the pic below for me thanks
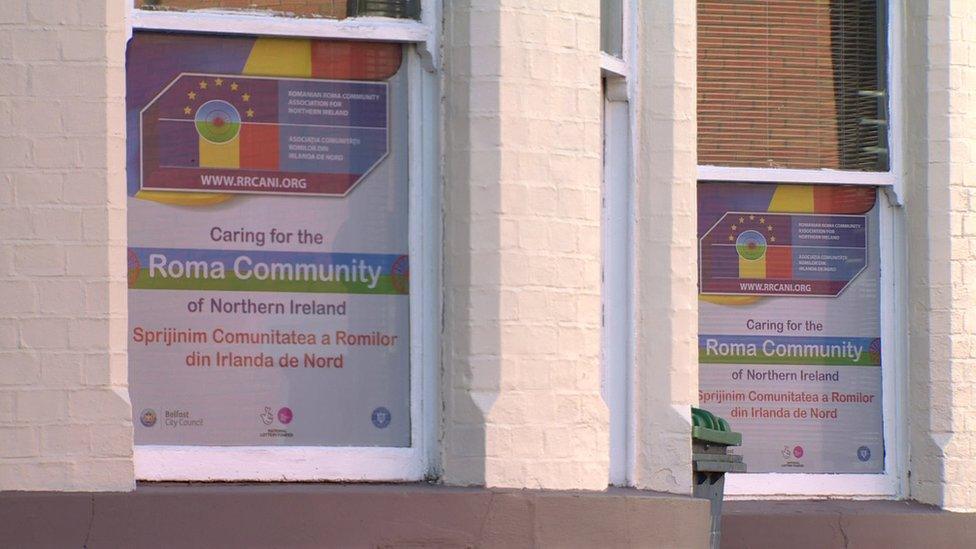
[723,499,971,548]
[130,9,430,42]
[0,484,708,547]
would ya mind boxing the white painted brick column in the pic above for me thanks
[0,0,133,490]
[441,0,609,489]
[630,0,698,494]
[905,0,976,511]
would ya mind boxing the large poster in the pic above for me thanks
[126,33,410,446]
[698,182,883,473]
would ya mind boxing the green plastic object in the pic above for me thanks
[692,407,742,446]
[692,407,744,549]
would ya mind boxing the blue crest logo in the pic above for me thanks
[371,407,391,429]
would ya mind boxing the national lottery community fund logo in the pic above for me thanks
[277,407,293,425]
[140,408,157,427]
[781,445,804,460]
[260,406,294,425]
[260,407,274,425]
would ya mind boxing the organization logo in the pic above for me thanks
[391,255,409,295]
[140,73,390,197]
[735,229,768,261]
[258,406,293,439]
[857,446,872,462]
[194,99,243,144]
[260,406,275,426]
[140,408,157,427]
[162,409,202,428]
[779,444,805,469]
[701,208,869,297]
[371,407,391,429]
[868,338,882,364]
[127,249,141,288]
[277,407,293,425]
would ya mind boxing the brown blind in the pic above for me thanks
[137,1,421,19]
[138,0,351,18]
[698,0,888,171]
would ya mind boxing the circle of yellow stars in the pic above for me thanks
[183,77,255,119]
[727,214,777,243]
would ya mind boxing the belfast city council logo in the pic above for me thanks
[140,408,157,427]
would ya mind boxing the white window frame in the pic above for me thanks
[601,0,637,487]
[699,0,907,499]
[602,76,632,487]
[717,189,907,499]
[599,0,631,78]
[126,1,441,482]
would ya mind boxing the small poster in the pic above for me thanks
[699,212,868,297]
[698,182,883,473]
[126,33,410,447]
[139,74,389,196]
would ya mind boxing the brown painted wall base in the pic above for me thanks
[723,500,976,549]
[0,483,709,548]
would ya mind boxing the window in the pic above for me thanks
[136,0,421,19]
[698,182,884,473]
[600,0,633,486]
[601,0,624,59]
[126,0,439,482]
[698,0,888,172]
[696,0,904,497]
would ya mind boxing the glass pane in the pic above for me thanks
[698,182,884,473]
[697,0,888,171]
[137,0,349,17]
[137,0,421,19]
[601,0,623,57]
[126,32,411,446]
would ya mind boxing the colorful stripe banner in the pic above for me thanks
[699,335,882,366]
[128,247,409,295]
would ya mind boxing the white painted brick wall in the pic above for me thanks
[906,0,976,511]
[941,0,976,511]
[4,0,971,508]
[0,0,133,491]
[442,0,609,489]
[629,0,698,494]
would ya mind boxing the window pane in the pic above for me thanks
[698,0,888,171]
[137,0,421,19]
[601,0,623,57]
[126,33,411,446]
[698,182,884,473]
